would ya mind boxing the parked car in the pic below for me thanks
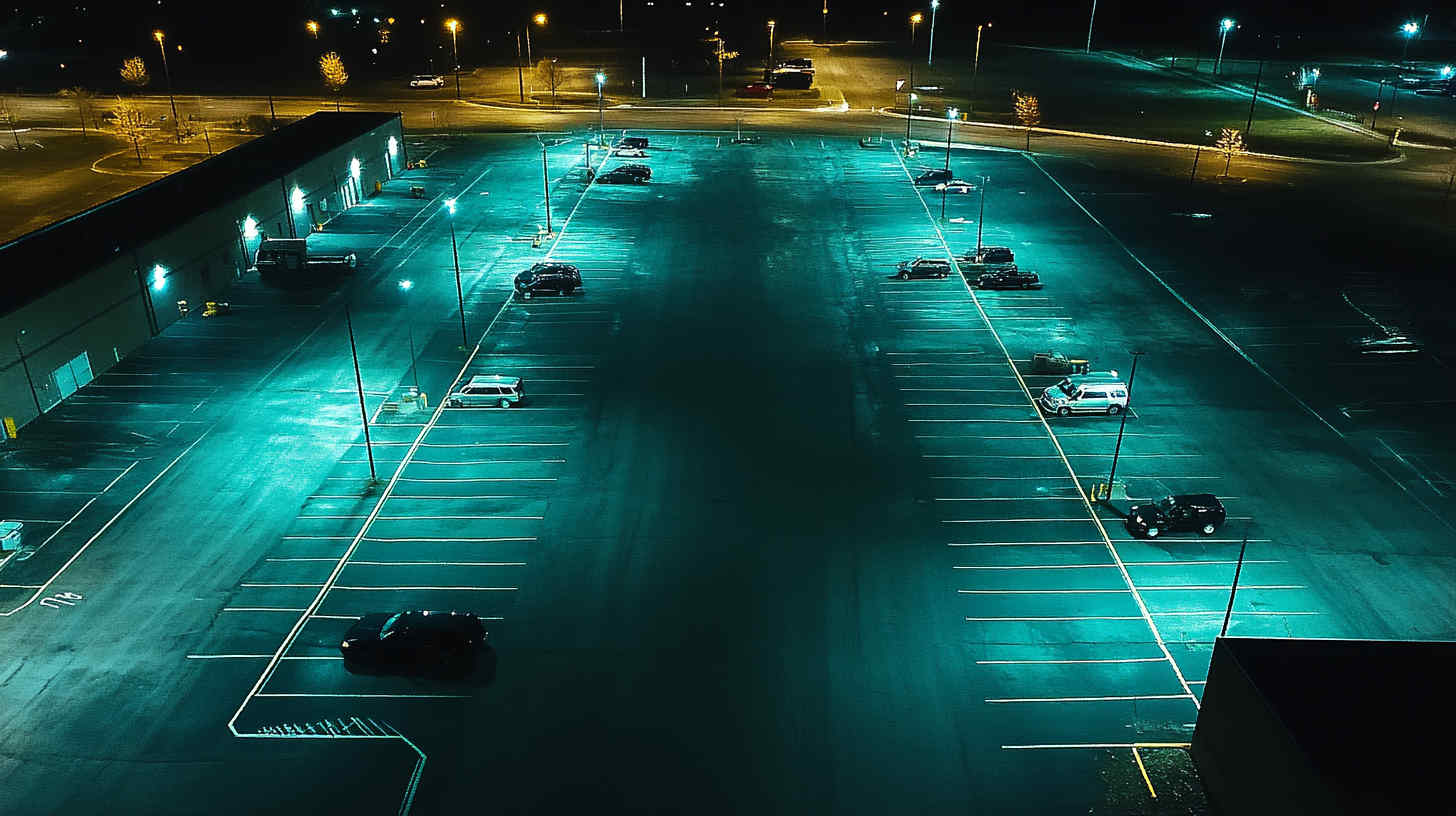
[597,164,652,184]
[1029,351,1091,376]
[934,179,976,194]
[1125,494,1227,538]
[962,245,1014,266]
[514,262,581,299]
[1351,332,1422,355]
[616,136,649,149]
[447,374,525,408]
[976,266,1042,290]
[613,146,647,158]
[340,610,487,675]
[914,168,954,186]
[409,74,446,88]
[738,83,775,98]
[895,257,953,280]
[1038,372,1127,416]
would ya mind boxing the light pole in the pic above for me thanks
[446,198,467,348]
[528,13,546,64]
[928,0,940,66]
[822,0,829,40]
[595,71,606,134]
[943,107,958,170]
[1085,0,1097,52]
[767,20,776,74]
[445,19,461,99]
[152,30,180,143]
[306,20,320,39]
[971,22,991,112]
[910,11,922,47]
[541,140,553,235]
[1400,21,1419,64]
[343,304,377,483]
[975,175,989,253]
[905,92,917,143]
[1219,527,1251,638]
[1244,58,1264,137]
[1214,18,1235,77]
[1101,350,1144,501]
[397,280,421,394]
[1189,130,1212,186]
[14,330,40,416]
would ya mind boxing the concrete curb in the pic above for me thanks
[871,108,1406,167]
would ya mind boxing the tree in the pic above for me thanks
[319,52,349,111]
[59,87,97,140]
[1216,127,1244,177]
[0,98,21,150]
[120,56,150,90]
[712,36,740,102]
[535,58,565,107]
[108,96,151,166]
[1013,91,1041,150]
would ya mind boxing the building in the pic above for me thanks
[0,111,404,437]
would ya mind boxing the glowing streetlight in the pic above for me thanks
[1440,65,1454,79]
[152,30,181,143]
[972,22,992,110]
[767,20,776,70]
[928,0,940,66]
[444,198,466,347]
[444,19,462,98]
[306,20,320,38]
[1215,18,1235,77]
[595,71,607,132]
[910,12,923,45]
[526,12,546,64]
[1400,20,1419,63]
[943,106,958,171]
[397,279,420,393]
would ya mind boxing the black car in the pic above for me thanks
[1124,494,1226,538]
[896,257,952,279]
[597,164,652,184]
[514,262,582,299]
[976,266,1042,290]
[340,610,487,674]
[913,168,954,186]
[615,136,649,149]
[962,245,1015,265]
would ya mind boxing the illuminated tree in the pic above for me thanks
[59,87,97,140]
[1216,127,1244,177]
[319,51,349,111]
[712,35,739,102]
[1013,91,1041,150]
[120,56,150,90]
[535,58,565,107]
[108,96,151,166]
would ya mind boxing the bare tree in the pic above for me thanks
[1216,127,1245,177]
[108,96,151,166]
[535,58,565,107]
[0,98,21,150]
[120,56,150,90]
[59,87,98,140]
[711,35,740,102]
[1013,91,1041,150]
[319,52,349,112]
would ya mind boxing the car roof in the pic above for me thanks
[467,374,522,386]
[1066,372,1124,385]
[1169,493,1222,507]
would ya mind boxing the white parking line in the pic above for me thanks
[967,615,1142,622]
[362,536,535,543]
[1136,585,1302,591]
[222,607,308,613]
[396,477,556,483]
[333,585,518,591]
[977,657,1165,665]
[255,693,471,699]
[345,561,527,567]
[375,515,543,521]
[959,588,1129,595]
[954,564,1114,570]
[935,496,1083,501]
[948,541,1104,547]
[943,518,1092,523]
[987,694,1192,703]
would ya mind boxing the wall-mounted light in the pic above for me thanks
[291,186,305,213]
[387,136,398,157]
[242,215,258,239]
[151,264,168,291]
[350,157,362,180]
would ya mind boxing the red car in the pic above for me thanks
[738,83,775,99]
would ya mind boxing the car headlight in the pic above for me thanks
[340,641,350,649]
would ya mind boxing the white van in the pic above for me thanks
[446,375,525,409]
[1038,371,1128,416]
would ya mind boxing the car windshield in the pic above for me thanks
[1057,381,1077,397]
[1156,496,1178,511]
[380,612,404,638]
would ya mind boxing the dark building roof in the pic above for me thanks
[1,111,400,315]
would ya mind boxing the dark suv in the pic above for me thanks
[514,263,582,299]
[914,168,954,186]
[896,257,952,279]
[598,164,652,184]
[616,136,649,149]
[1124,494,1226,538]
[976,266,1042,290]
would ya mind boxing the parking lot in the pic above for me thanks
[4,127,1453,813]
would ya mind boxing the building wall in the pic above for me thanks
[1,115,404,438]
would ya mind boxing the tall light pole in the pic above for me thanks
[343,304,377,483]
[943,107,958,170]
[540,140,553,235]
[1101,350,1144,501]
[397,280,421,394]
[595,71,607,134]
[1085,0,1098,52]
[1214,18,1235,77]
[975,175,989,253]
[445,19,462,99]
[1400,21,1419,63]
[14,330,40,416]
[527,13,546,64]
[446,198,467,348]
[152,30,180,143]
[905,92,917,143]
[1219,527,1251,638]
[971,22,991,112]
[910,11,922,46]
[822,0,829,40]
[928,0,940,66]
[306,20,320,39]
[767,20,776,73]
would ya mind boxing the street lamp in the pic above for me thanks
[1400,20,1419,63]
[1215,18,1235,77]
[975,174,989,254]
[767,20,776,73]
[445,198,467,348]
[342,304,377,483]
[943,107,958,170]
[540,139,553,236]
[13,330,41,416]
[397,279,421,394]
[595,71,607,133]
[905,92,917,143]
[822,0,829,40]
[444,18,462,99]
[152,30,180,143]
[910,12,923,45]
[972,22,991,112]
[1085,0,1098,52]
[527,13,546,64]
[928,0,940,66]
[1101,350,1144,502]
[306,20,320,39]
